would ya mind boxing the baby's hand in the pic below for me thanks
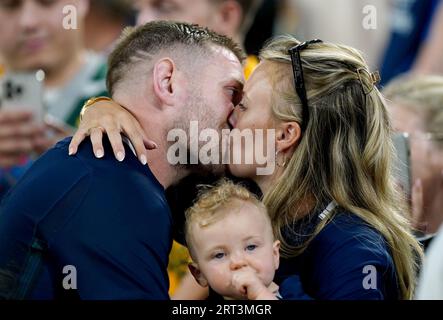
[231,267,277,300]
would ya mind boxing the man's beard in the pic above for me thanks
[170,92,228,177]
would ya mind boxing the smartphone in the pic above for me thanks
[0,70,45,124]
[392,132,412,200]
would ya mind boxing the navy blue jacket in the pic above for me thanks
[0,137,172,299]
[276,212,400,300]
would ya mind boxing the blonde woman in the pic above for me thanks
[69,36,422,299]
[384,75,443,235]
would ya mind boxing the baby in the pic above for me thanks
[185,179,280,300]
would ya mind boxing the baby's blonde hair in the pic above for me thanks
[185,179,270,259]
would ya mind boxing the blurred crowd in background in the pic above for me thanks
[0,0,442,299]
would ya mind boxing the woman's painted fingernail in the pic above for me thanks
[69,148,74,156]
[140,154,147,165]
[95,149,104,158]
[117,151,125,162]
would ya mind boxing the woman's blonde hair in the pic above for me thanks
[259,35,423,299]
[383,74,443,147]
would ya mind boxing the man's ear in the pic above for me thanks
[275,121,302,154]
[273,240,280,270]
[152,58,177,107]
[212,0,242,37]
[188,262,208,288]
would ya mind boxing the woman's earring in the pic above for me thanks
[275,150,287,167]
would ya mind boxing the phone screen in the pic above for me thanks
[0,71,45,124]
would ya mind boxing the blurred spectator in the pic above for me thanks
[0,0,107,199]
[132,0,265,77]
[273,0,391,70]
[84,0,135,54]
[384,75,443,234]
[380,0,443,85]
[134,0,262,51]
[412,1,443,76]
[415,225,443,299]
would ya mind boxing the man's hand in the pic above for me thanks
[68,99,157,165]
[0,110,44,167]
[231,266,277,300]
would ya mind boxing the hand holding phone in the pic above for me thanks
[0,71,46,167]
[0,70,45,123]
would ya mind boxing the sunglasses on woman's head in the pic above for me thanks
[288,39,323,132]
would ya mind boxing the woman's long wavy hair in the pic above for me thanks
[259,35,423,299]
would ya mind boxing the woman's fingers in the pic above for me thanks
[107,128,126,162]
[0,110,32,124]
[0,138,33,154]
[90,127,105,158]
[68,127,88,155]
[132,118,158,149]
[67,100,153,164]
[123,119,157,165]
[69,126,126,162]
[68,100,119,155]
[124,127,148,165]
[0,122,42,138]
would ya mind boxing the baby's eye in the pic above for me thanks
[213,252,225,259]
[246,244,257,251]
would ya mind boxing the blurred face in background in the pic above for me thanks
[0,0,88,72]
[134,0,240,39]
[390,102,443,233]
[390,104,432,185]
[135,0,216,26]
[390,103,438,189]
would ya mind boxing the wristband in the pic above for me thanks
[80,96,113,121]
